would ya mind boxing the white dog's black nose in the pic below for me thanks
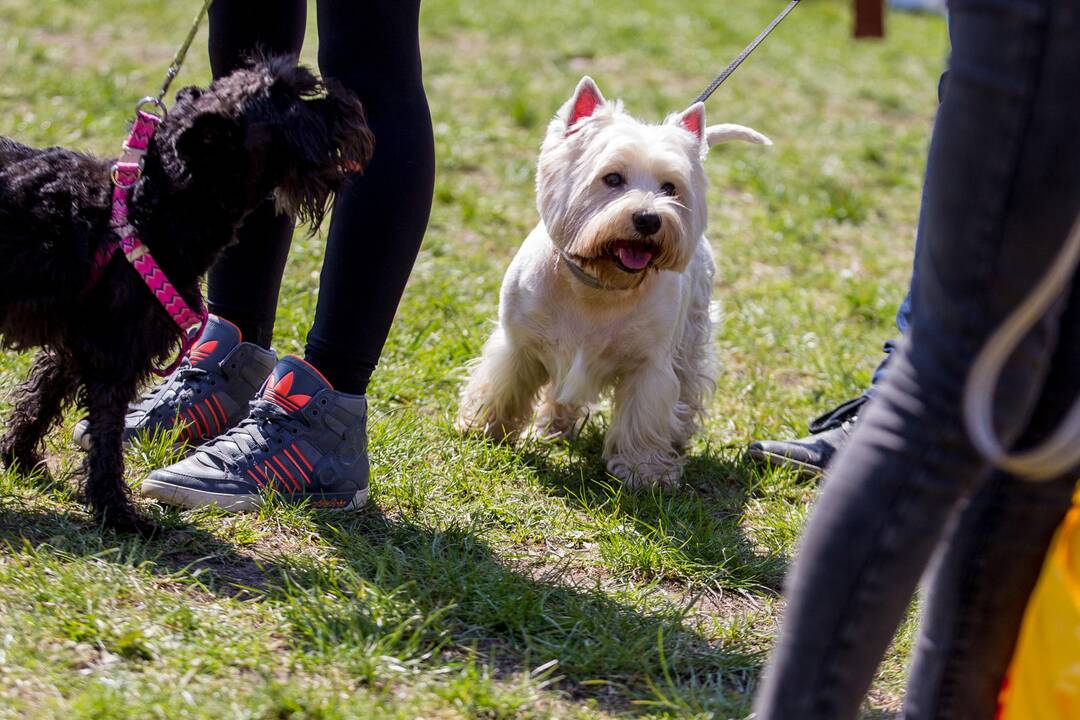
[632,210,662,236]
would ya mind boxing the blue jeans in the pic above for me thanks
[754,1,1080,718]
[868,268,912,388]
[870,64,953,392]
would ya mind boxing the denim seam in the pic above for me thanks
[809,477,924,718]
[917,1,1051,475]
[916,487,1005,718]
[915,2,1049,360]
[979,5,1052,310]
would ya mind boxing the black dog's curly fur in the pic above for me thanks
[0,58,373,533]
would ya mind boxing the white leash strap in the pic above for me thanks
[964,213,1080,480]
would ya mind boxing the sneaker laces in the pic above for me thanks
[807,395,869,434]
[133,363,219,415]
[198,400,308,471]
[132,366,183,406]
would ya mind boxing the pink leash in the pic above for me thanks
[89,105,208,377]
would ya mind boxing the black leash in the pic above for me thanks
[134,0,214,120]
[692,0,801,105]
[157,0,215,103]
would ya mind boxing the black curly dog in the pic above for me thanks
[0,58,373,533]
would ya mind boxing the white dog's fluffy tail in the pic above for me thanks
[706,124,773,147]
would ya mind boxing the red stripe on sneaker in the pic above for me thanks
[261,463,285,491]
[266,389,301,412]
[186,410,204,438]
[209,400,224,433]
[264,462,294,493]
[254,465,272,488]
[189,340,219,365]
[262,371,312,410]
[291,443,314,472]
[192,403,212,436]
[209,395,227,429]
[282,447,309,484]
[271,456,299,491]
[193,408,208,437]
[245,469,265,489]
[201,398,220,433]
[210,399,224,432]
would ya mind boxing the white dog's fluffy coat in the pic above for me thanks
[458,77,770,487]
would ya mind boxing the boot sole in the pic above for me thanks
[745,446,824,480]
[140,478,369,513]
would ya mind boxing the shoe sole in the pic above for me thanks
[73,425,92,452]
[745,446,824,480]
[140,478,369,513]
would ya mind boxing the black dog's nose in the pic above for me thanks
[632,210,662,236]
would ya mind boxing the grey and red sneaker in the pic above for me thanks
[72,315,277,451]
[140,355,369,512]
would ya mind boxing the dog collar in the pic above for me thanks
[88,106,208,377]
[555,247,646,291]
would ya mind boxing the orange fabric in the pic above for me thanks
[997,495,1080,719]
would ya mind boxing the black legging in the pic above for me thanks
[205,0,435,395]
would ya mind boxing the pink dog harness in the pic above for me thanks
[89,106,208,377]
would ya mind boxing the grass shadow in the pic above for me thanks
[515,423,791,594]
[0,491,763,715]
[294,510,766,715]
[0,489,289,598]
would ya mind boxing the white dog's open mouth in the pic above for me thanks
[611,240,657,273]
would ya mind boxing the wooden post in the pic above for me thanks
[854,0,885,38]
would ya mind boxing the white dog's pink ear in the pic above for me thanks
[566,76,605,131]
[705,124,773,148]
[675,103,706,142]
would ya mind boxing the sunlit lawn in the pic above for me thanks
[0,1,947,716]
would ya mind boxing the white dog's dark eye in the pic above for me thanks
[660,182,677,196]
[603,173,624,188]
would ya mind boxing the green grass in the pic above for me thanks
[0,0,948,717]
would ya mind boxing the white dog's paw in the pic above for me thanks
[524,422,574,443]
[527,403,587,443]
[605,452,684,490]
[455,404,519,442]
[454,411,479,436]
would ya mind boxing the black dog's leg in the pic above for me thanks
[0,351,78,475]
[83,376,154,535]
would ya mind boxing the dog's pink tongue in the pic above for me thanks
[616,245,653,271]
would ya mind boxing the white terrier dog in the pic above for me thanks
[457,77,771,488]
